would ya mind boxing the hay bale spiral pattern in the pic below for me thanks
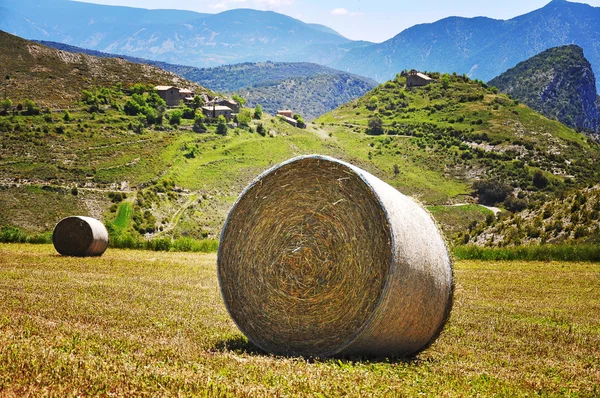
[218,155,453,357]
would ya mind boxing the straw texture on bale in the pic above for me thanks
[52,216,109,257]
[218,155,453,358]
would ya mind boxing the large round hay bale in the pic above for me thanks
[218,155,453,358]
[52,216,109,257]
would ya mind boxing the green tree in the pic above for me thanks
[293,114,306,129]
[63,110,72,122]
[22,99,39,115]
[130,84,148,95]
[533,170,549,189]
[0,98,12,114]
[145,107,159,125]
[182,107,195,119]
[216,115,228,135]
[367,116,384,135]
[232,94,246,107]
[147,91,166,109]
[253,104,263,119]
[81,89,100,112]
[368,96,379,110]
[169,110,182,126]
[237,108,252,127]
[193,114,206,133]
[192,95,204,110]
[256,123,266,136]
[131,93,146,106]
[473,179,512,205]
[441,74,451,89]
[124,99,142,116]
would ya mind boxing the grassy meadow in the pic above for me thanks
[0,243,598,396]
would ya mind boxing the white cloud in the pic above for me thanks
[331,8,363,16]
[331,8,348,15]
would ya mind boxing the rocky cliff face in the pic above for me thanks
[489,45,600,135]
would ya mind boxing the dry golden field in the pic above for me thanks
[0,244,598,396]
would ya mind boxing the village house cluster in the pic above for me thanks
[155,85,303,127]
[154,85,240,121]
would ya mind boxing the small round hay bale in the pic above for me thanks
[218,155,453,358]
[52,216,109,257]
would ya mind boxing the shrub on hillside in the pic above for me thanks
[182,107,195,119]
[193,115,206,133]
[504,195,528,212]
[216,116,228,135]
[473,179,512,205]
[367,116,384,135]
[533,170,549,189]
[169,110,182,126]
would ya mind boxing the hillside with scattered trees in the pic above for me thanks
[3,31,600,249]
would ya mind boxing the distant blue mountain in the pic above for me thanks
[329,0,600,90]
[4,0,600,91]
[0,0,352,67]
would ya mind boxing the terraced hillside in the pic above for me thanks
[2,32,600,246]
[315,72,600,243]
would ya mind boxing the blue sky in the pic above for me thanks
[74,0,600,43]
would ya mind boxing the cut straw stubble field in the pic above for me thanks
[0,244,598,396]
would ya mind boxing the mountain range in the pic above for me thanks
[31,40,378,120]
[0,0,355,67]
[3,0,600,92]
[330,1,600,86]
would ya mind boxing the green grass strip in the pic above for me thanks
[453,244,600,262]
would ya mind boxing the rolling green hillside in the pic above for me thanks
[2,32,600,246]
[315,72,600,243]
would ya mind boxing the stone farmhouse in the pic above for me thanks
[404,70,433,87]
[277,110,297,127]
[201,104,234,120]
[155,86,195,106]
[201,97,243,121]
[212,98,240,113]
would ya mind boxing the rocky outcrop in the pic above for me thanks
[489,45,600,135]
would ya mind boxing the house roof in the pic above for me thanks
[179,89,193,94]
[278,115,297,124]
[155,85,174,91]
[415,73,432,80]
[202,105,233,111]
